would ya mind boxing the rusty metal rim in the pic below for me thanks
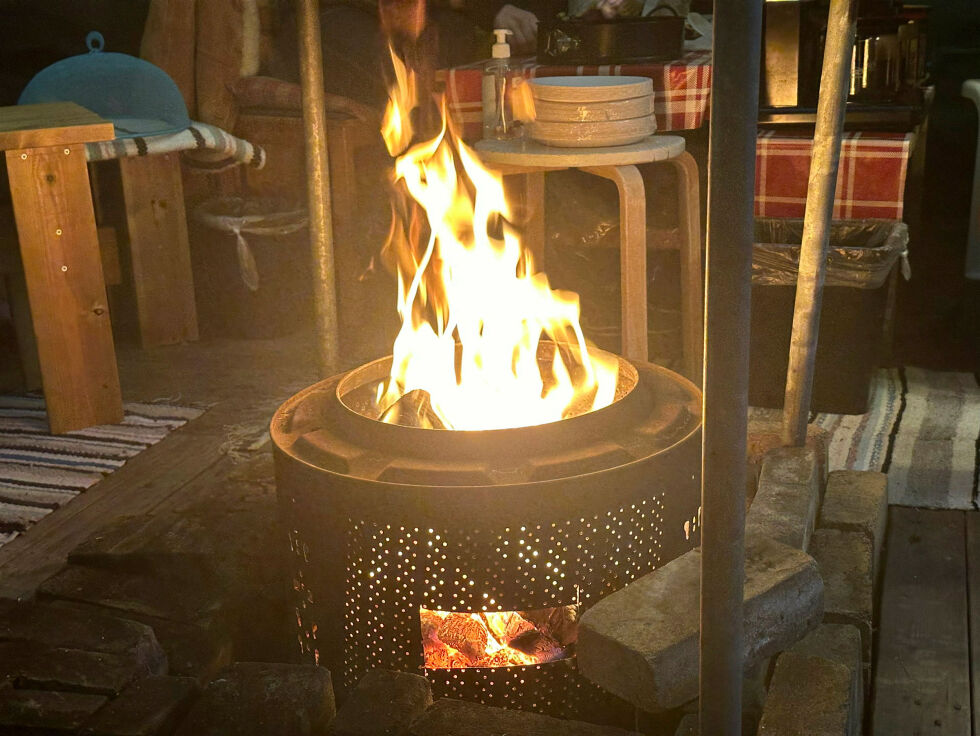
[271,357,701,491]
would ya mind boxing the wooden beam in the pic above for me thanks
[872,508,971,735]
[6,145,122,433]
[119,154,199,347]
[0,103,113,152]
[967,512,980,736]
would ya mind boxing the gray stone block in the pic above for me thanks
[37,564,224,626]
[0,599,166,675]
[578,536,823,712]
[48,601,232,685]
[809,529,873,663]
[746,447,822,551]
[406,699,642,736]
[790,624,864,734]
[758,652,856,736]
[82,675,199,736]
[175,662,335,736]
[819,471,888,581]
[747,421,828,484]
[327,669,432,736]
[0,641,147,697]
[0,688,109,733]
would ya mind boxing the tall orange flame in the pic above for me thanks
[377,49,618,431]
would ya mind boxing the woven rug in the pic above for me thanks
[751,368,980,510]
[0,396,204,548]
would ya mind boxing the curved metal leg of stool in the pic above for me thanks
[668,150,704,382]
[584,164,648,363]
[523,171,546,271]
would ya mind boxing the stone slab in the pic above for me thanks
[819,470,888,581]
[746,447,822,551]
[790,623,864,732]
[578,536,823,712]
[175,662,334,736]
[406,699,642,736]
[0,641,146,697]
[48,601,232,684]
[0,599,166,675]
[0,687,109,733]
[37,564,224,626]
[746,419,828,481]
[327,669,432,736]
[809,529,873,662]
[758,652,855,736]
[81,675,198,736]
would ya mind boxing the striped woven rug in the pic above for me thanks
[0,396,204,548]
[752,367,980,510]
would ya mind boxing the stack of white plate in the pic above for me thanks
[528,76,656,148]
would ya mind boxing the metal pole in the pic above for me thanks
[700,1,763,734]
[297,0,341,375]
[781,0,858,445]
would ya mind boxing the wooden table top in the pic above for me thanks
[0,102,115,152]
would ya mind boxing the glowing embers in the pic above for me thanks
[420,605,579,669]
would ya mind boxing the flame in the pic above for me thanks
[377,48,618,431]
[421,608,571,668]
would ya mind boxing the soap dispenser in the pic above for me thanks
[482,28,524,140]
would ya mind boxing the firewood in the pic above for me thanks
[481,611,534,645]
[420,607,443,643]
[379,389,446,429]
[508,629,564,663]
[520,605,580,645]
[436,613,488,665]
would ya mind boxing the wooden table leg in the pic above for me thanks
[668,151,704,382]
[584,164,648,363]
[522,171,546,271]
[119,153,199,347]
[6,145,123,433]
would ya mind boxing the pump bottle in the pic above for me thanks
[482,29,524,140]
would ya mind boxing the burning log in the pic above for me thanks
[508,629,565,663]
[520,605,580,646]
[379,389,446,429]
[436,614,488,666]
[481,611,534,645]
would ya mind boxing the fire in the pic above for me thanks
[375,48,619,431]
[420,607,577,668]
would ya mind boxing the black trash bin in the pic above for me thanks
[749,218,909,414]
[191,197,312,339]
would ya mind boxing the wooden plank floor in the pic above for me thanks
[872,507,975,735]
[0,332,320,599]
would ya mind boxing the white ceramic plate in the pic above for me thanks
[532,94,655,123]
[530,75,654,103]
[529,113,657,148]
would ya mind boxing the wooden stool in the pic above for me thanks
[476,135,703,380]
[0,102,124,433]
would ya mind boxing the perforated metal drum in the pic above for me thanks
[272,351,701,720]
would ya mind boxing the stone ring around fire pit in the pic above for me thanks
[271,348,702,722]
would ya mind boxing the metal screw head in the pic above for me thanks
[19,153,27,160]
[61,265,68,272]
[63,148,70,155]
[55,228,63,236]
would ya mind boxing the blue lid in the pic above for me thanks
[19,31,192,139]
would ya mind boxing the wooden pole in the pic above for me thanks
[297,0,341,375]
[781,0,858,446]
[699,1,763,733]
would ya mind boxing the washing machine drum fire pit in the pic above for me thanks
[271,346,702,720]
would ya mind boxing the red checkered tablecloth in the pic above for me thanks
[755,131,914,220]
[440,50,712,141]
